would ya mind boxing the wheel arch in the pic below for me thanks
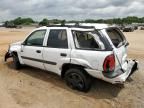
[61,63,90,78]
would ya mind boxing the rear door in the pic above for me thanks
[20,29,46,69]
[43,29,71,75]
[106,28,128,69]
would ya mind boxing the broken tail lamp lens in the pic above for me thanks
[103,54,115,72]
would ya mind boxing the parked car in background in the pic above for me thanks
[117,25,125,30]
[134,26,138,30]
[123,26,135,32]
[4,21,17,28]
[140,26,144,30]
[0,23,4,27]
[5,25,138,92]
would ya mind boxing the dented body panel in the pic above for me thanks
[85,60,138,84]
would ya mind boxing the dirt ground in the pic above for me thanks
[0,27,144,108]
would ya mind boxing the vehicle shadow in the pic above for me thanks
[7,62,124,100]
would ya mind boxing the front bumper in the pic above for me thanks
[5,52,12,61]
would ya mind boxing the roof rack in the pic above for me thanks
[47,25,95,29]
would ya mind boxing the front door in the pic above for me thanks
[21,29,46,69]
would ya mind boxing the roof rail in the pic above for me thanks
[47,25,95,29]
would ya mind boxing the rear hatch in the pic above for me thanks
[105,28,129,71]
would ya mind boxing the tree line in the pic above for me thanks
[84,16,144,24]
[4,16,144,27]
[4,17,34,27]
[38,16,144,26]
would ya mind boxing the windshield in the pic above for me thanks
[72,30,103,50]
[106,28,126,48]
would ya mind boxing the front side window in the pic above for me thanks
[47,29,68,48]
[72,31,100,50]
[25,30,46,46]
[106,28,125,47]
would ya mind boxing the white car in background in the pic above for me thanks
[5,25,138,92]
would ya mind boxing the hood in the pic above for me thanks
[10,41,23,46]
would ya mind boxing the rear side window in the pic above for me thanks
[106,29,125,47]
[47,29,68,48]
[72,31,100,50]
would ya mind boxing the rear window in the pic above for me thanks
[106,28,125,47]
[72,31,101,50]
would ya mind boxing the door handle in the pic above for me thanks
[60,53,67,57]
[36,50,41,53]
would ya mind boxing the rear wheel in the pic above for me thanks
[12,54,21,69]
[65,68,92,92]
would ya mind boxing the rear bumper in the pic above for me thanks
[86,59,138,84]
[111,59,138,84]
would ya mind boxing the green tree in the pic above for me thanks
[13,17,22,25]
[22,18,34,25]
[61,20,66,26]
[13,17,34,25]
[39,18,49,26]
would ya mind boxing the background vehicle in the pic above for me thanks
[134,25,138,30]
[140,26,144,30]
[5,25,138,92]
[123,26,135,32]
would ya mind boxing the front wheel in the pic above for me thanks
[12,54,21,70]
[65,68,92,92]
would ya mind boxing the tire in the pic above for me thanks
[12,54,21,69]
[65,68,92,92]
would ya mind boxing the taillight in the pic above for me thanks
[103,54,115,72]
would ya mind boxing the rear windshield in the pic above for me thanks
[106,28,125,47]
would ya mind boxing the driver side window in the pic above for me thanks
[24,30,46,46]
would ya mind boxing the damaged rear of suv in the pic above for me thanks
[5,25,138,92]
[98,26,138,84]
[71,24,138,85]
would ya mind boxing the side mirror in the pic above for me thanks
[21,42,25,52]
[21,41,26,45]
[21,43,25,45]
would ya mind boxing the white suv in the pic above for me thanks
[5,25,138,92]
